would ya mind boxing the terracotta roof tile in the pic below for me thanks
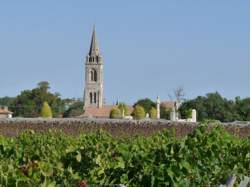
[161,101,175,109]
[80,105,133,118]
[0,109,13,114]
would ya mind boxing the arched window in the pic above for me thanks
[90,69,97,82]
[90,92,93,104]
[94,92,97,103]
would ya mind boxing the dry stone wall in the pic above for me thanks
[0,118,249,137]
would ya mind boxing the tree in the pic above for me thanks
[63,99,84,118]
[179,92,244,122]
[110,107,122,119]
[133,98,156,114]
[0,97,15,107]
[174,86,185,107]
[117,102,129,116]
[38,81,50,93]
[235,97,250,121]
[41,102,52,118]
[160,106,171,120]
[133,105,145,120]
[11,82,65,117]
[149,107,157,119]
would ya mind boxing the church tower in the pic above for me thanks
[84,27,104,108]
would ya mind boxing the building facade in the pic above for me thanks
[83,27,104,109]
[0,106,13,118]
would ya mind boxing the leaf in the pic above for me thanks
[95,155,102,165]
[180,161,191,171]
[246,153,250,159]
[115,157,125,169]
[76,151,81,162]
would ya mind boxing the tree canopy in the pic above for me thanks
[117,102,129,116]
[9,82,65,117]
[149,107,157,119]
[179,92,250,122]
[63,99,84,118]
[133,105,146,120]
[133,98,156,114]
[110,107,122,119]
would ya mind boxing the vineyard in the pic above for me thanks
[0,123,250,186]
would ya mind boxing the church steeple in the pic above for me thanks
[88,26,100,56]
[84,26,104,109]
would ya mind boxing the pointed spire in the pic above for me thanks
[89,25,100,56]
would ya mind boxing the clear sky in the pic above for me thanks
[0,0,249,104]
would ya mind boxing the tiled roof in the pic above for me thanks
[161,101,175,109]
[0,109,13,114]
[80,105,133,118]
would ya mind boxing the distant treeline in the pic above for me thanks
[0,81,84,118]
[179,92,250,122]
[0,82,249,122]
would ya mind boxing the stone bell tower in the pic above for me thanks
[84,26,103,108]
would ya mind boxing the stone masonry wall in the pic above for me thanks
[0,118,250,138]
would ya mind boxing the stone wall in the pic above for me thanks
[0,118,249,138]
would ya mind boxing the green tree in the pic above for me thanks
[41,102,53,118]
[63,99,84,117]
[133,105,146,120]
[110,107,122,119]
[235,97,250,121]
[38,81,50,92]
[133,98,156,114]
[149,107,157,119]
[160,106,171,120]
[11,82,65,117]
[0,97,15,107]
[117,102,129,116]
[179,92,242,122]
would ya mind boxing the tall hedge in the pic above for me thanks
[41,102,52,118]
[149,107,157,119]
[110,107,122,119]
[133,105,146,120]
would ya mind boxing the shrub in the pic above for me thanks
[110,107,122,119]
[41,102,52,118]
[133,105,145,120]
[117,103,129,116]
[149,107,157,119]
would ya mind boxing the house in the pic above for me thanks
[0,106,13,118]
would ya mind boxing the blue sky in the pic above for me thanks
[0,1,249,104]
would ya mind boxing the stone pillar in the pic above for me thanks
[192,109,197,122]
[156,96,160,119]
[170,109,176,121]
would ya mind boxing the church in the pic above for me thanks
[81,27,131,118]
[81,27,174,119]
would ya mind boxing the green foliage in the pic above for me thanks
[133,98,156,114]
[0,97,15,107]
[160,107,171,120]
[63,99,84,117]
[41,102,52,118]
[179,92,250,122]
[149,107,157,119]
[133,105,146,120]
[9,81,65,117]
[37,81,50,93]
[110,107,122,119]
[117,102,129,116]
[0,125,249,186]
